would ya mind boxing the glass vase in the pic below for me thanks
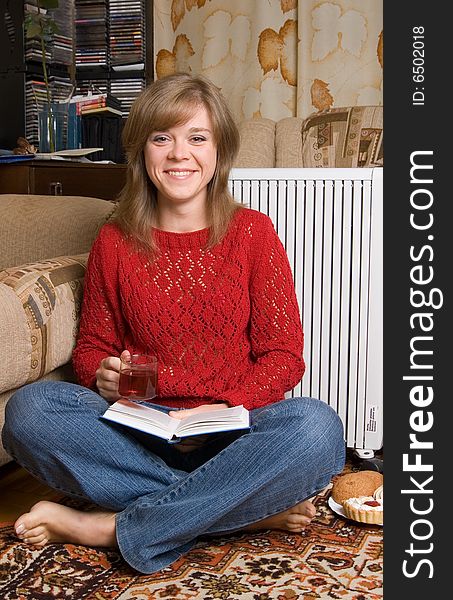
[38,104,68,153]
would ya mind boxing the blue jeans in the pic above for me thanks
[2,381,345,574]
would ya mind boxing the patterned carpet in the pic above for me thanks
[0,472,382,599]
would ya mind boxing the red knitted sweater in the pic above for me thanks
[72,207,304,410]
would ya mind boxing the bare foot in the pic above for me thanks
[14,500,118,548]
[243,499,317,533]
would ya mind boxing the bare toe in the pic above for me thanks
[287,513,312,527]
[298,500,316,518]
[15,511,40,539]
[287,523,305,532]
[24,533,48,546]
[22,524,46,538]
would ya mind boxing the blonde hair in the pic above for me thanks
[113,73,242,255]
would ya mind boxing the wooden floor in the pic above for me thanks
[0,461,61,523]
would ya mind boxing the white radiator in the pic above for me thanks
[229,168,383,451]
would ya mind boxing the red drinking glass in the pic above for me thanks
[118,354,158,400]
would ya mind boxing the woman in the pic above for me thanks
[2,73,345,574]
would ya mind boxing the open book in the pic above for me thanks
[101,399,250,442]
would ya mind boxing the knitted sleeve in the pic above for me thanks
[220,216,305,409]
[72,225,126,389]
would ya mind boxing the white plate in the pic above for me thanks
[328,496,383,527]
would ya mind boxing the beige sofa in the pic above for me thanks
[0,194,116,466]
[0,106,383,466]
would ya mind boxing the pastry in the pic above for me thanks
[331,470,383,505]
[343,495,383,525]
[373,484,383,501]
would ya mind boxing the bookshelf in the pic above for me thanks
[0,0,153,155]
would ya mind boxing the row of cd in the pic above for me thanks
[25,1,146,69]
[75,0,145,68]
[24,0,74,66]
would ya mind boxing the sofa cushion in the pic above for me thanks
[275,117,304,168]
[0,194,116,270]
[235,118,276,168]
[0,254,88,394]
[301,106,383,168]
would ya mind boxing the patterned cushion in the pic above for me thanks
[0,254,88,394]
[301,106,383,168]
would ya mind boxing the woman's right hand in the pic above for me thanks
[95,350,130,402]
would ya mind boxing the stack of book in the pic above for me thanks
[73,93,123,117]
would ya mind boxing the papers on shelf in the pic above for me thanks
[35,148,103,159]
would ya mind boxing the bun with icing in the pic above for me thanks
[331,470,383,505]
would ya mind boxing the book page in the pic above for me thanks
[107,399,179,434]
[175,406,249,435]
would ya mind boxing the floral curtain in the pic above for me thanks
[153,0,383,122]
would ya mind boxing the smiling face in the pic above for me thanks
[144,104,217,212]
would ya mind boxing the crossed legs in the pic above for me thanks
[2,382,345,573]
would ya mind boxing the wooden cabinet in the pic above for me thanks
[0,160,127,201]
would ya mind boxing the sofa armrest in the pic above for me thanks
[0,194,116,270]
[0,254,88,394]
